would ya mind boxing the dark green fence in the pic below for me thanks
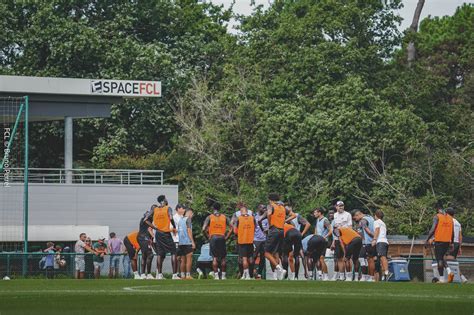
[0,252,241,279]
[1,253,473,281]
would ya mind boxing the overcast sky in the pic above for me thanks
[209,0,472,32]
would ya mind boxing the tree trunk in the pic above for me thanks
[407,0,425,66]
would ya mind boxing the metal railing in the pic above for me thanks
[5,168,164,185]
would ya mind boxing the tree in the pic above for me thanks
[0,0,232,167]
[406,0,425,66]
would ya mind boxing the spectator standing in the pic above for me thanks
[53,245,62,271]
[84,237,95,279]
[43,242,55,279]
[74,233,96,279]
[107,232,123,278]
[93,237,107,279]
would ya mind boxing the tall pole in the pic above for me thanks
[23,96,28,253]
[22,96,29,276]
[64,116,73,184]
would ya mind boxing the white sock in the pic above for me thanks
[446,267,452,274]
[384,270,389,276]
[309,272,313,278]
[222,272,226,277]
[243,269,249,276]
[186,272,191,277]
[335,272,340,278]
[133,271,139,276]
[276,264,283,271]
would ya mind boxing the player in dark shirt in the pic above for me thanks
[258,193,296,280]
[138,207,155,280]
[147,195,179,280]
[202,202,233,280]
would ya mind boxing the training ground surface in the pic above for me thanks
[0,280,473,315]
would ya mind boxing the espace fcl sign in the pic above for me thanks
[91,79,161,97]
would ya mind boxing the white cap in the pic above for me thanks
[336,201,344,206]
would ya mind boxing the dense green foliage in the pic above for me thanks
[1,1,472,236]
[0,0,231,166]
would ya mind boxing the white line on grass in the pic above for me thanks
[121,285,473,300]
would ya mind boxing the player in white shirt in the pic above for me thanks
[172,204,186,244]
[372,209,390,281]
[330,201,352,280]
[445,208,468,283]
[445,208,462,258]
[172,204,185,277]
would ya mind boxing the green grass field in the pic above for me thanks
[0,279,473,315]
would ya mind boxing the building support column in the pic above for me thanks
[64,116,73,184]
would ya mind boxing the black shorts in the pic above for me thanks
[307,235,327,260]
[210,235,227,259]
[434,242,450,261]
[137,235,152,255]
[449,242,460,258]
[253,241,265,258]
[154,230,177,256]
[124,237,137,260]
[283,229,302,257]
[196,261,213,271]
[376,242,389,257]
[334,240,344,259]
[238,244,254,258]
[345,238,362,260]
[264,226,284,254]
[177,245,193,256]
[360,244,376,258]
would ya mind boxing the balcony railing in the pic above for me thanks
[5,168,164,185]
